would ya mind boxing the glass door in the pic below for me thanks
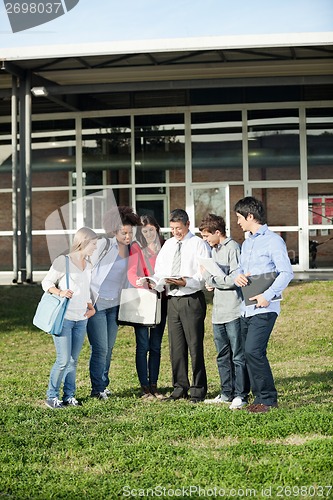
[188,184,230,235]
[136,194,168,231]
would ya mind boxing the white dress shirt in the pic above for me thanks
[154,231,210,296]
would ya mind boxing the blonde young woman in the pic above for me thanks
[42,227,98,409]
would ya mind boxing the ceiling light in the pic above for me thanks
[31,86,49,97]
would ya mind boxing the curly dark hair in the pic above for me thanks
[103,206,141,236]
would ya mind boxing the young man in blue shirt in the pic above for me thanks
[234,197,294,413]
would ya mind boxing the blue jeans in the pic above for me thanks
[213,318,249,400]
[46,318,87,400]
[134,301,167,386]
[240,312,278,405]
[87,305,119,393]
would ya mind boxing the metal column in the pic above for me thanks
[11,76,19,283]
[24,73,33,283]
[18,71,32,283]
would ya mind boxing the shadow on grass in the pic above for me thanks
[79,385,175,403]
[276,370,333,406]
[0,285,41,330]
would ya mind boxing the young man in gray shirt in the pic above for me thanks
[199,214,249,409]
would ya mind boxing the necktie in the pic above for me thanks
[170,242,182,289]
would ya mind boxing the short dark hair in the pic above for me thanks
[234,197,266,225]
[199,214,226,235]
[169,209,189,225]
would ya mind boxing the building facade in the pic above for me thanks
[0,34,332,279]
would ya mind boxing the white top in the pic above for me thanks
[42,255,92,321]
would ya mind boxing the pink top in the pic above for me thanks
[128,241,158,288]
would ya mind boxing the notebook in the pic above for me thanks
[241,272,282,306]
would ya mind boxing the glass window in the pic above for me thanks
[252,187,299,226]
[306,108,333,180]
[193,186,227,228]
[252,187,299,265]
[191,111,243,182]
[82,116,131,187]
[0,192,11,231]
[0,132,12,189]
[308,184,333,268]
[229,185,246,242]
[134,114,185,184]
[30,119,76,235]
[308,193,333,226]
[248,109,300,181]
[31,119,76,188]
[82,187,132,231]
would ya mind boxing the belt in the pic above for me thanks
[168,291,202,299]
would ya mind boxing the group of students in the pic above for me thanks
[42,196,294,413]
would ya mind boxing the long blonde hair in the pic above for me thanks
[70,227,98,254]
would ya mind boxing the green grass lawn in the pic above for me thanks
[0,281,332,499]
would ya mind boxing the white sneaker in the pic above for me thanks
[229,396,247,410]
[45,397,64,409]
[91,390,108,400]
[204,394,231,404]
[63,397,80,406]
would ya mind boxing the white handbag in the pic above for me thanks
[118,288,161,327]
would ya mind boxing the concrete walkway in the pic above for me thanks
[0,271,332,286]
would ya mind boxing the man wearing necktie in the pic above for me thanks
[154,209,211,403]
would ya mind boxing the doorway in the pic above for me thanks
[136,195,168,230]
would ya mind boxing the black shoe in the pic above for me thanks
[162,390,188,401]
[141,385,152,396]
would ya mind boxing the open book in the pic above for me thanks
[137,276,181,292]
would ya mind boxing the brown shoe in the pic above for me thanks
[140,385,155,400]
[150,384,164,400]
[246,403,278,413]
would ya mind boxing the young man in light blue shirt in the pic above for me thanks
[234,197,294,413]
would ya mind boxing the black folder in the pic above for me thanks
[241,272,281,306]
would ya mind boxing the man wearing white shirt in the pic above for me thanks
[154,209,210,403]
